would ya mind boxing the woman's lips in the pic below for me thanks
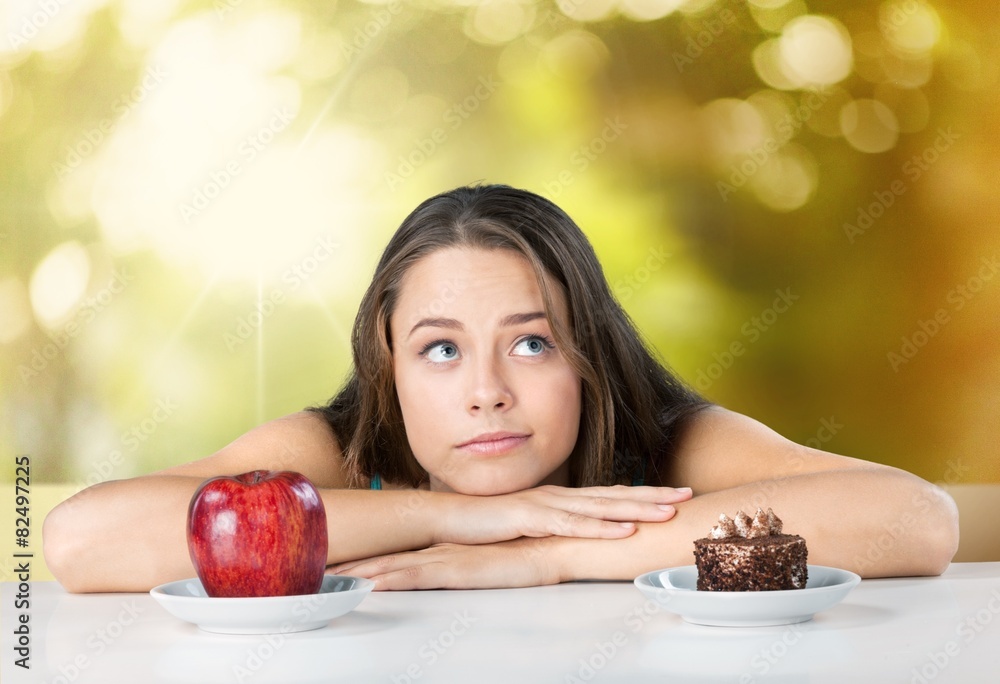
[456,433,530,456]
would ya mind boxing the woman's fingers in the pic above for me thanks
[543,484,693,504]
[536,503,679,539]
[348,555,459,591]
[327,540,557,590]
[328,553,393,577]
[513,485,692,537]
[435,485,694,546]
[549,494,678,523]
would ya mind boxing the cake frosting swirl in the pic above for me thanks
[709,507,783,540]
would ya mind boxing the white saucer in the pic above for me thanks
[633,565,860,627]
[150,574,374,634]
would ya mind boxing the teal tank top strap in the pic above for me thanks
[631,464,645,487]
[370,473,382,490]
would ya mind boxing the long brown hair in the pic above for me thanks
[310,184,709,488]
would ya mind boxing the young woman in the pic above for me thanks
[43,184,959,593]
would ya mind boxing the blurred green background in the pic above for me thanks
[1,0,997,492]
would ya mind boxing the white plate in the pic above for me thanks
[150,574,375,634]
[634,564,860,627]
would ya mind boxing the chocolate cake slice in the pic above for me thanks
[693,508,808,591]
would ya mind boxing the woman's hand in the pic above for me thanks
[434,484,692,546]
[328,537,565,590]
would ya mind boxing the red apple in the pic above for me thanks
[187,470,328,598]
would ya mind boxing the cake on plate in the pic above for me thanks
[693,508,808,591]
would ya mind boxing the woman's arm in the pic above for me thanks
[42,411,346,592]
[558,407,959,581]
[333,407,959,589]
[43,412,689,592]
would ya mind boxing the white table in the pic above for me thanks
[3,563,999,683]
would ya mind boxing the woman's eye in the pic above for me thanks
[424,341,460,363]
[513,335,554,357]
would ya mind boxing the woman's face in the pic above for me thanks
[390,247,582,495]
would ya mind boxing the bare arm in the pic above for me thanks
[43,412,689,593]
[562,407,959,580]
[43,411,349,592]
[335,407,959,589]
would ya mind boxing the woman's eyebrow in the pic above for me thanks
[407,311,546,340]
[499,311,547,327]
[407,317,462,340]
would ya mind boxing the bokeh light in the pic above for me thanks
[539,30,611,82]
[747,143,818,211]
[619,0,685,23]
[840,98,900,153]
[29,241,91,328]
[879,0,942,54]
[748,0,807,34]
[777,15,853,87]
[701,98,768,161]
[3,0,999,489]
[467,0,536,45]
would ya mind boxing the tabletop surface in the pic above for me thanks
[3,562,999,683]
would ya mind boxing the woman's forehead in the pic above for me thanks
[391,247,567,329]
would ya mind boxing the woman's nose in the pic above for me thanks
[467,358,514,413]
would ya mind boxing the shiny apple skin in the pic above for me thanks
[186,470,329,598]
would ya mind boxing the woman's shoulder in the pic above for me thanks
[661,406,882,492]
[152,411,353,489]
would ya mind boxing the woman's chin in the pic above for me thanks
[434,477,535,497]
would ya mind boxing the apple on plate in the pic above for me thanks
[187,470,329,598]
